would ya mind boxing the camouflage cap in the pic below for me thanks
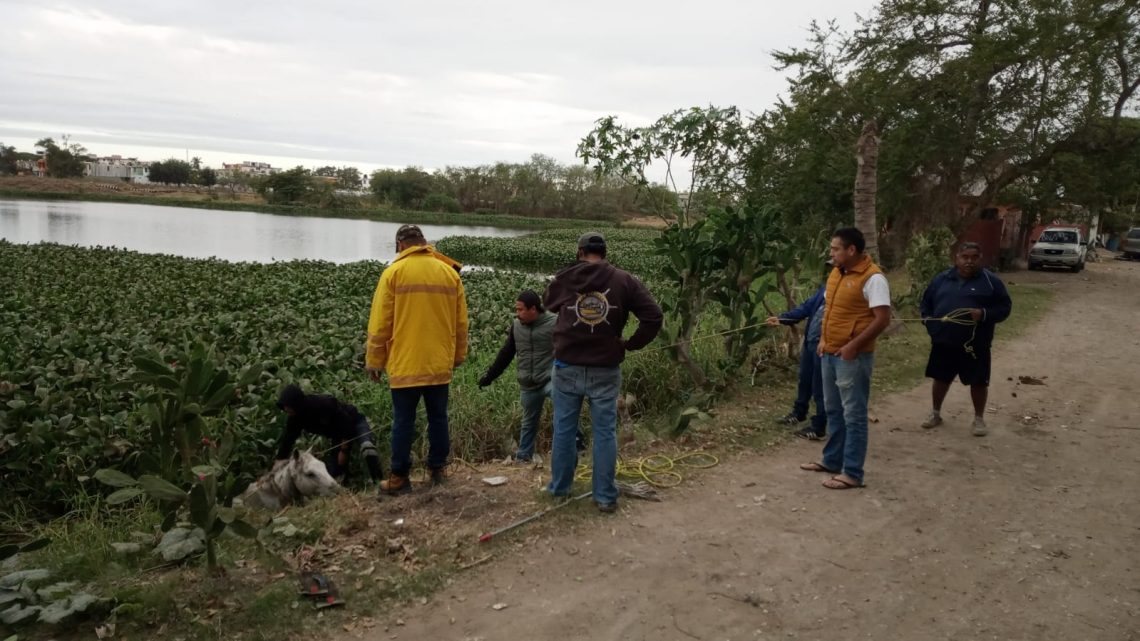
[395,224,424,242]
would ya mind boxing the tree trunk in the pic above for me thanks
[854,120,880,259]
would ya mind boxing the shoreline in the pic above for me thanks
[0,186,624,230]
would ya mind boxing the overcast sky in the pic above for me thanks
[0,1,875,174]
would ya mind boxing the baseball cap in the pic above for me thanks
[577,231,606,248]
[395,224,424,242]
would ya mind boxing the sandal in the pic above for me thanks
[822,475,864,490]
[799,462,837,473]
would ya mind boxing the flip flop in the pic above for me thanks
[315,590,345,609]
[799,462,838,473]
[298,572,330,597]
[822,476,864,490]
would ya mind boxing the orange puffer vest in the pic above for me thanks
[820,255,883,354]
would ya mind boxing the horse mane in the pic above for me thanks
[245,457,303,508]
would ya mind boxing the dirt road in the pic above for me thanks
[368,259,1140,641]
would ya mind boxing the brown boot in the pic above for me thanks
[379,473,412,496]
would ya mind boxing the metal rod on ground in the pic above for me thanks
[478,491,592,543]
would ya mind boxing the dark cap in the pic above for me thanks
[577,231,606,248]
[396,224,424,242]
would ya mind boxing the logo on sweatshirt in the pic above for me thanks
[572,289,615,331]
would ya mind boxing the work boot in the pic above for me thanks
[921,411,943,429]
[971,416,988,437]
[429,466,449,487]
[595,500,618,514]
[777,412,805,426]
[379,473,412,496]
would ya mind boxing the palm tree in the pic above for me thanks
[854,120,879,259]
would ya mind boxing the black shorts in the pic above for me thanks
[925,342,991,386]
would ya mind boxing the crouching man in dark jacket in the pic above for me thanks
[919,242,1012,437]
[543,232,663,513]
[276,385,383,485]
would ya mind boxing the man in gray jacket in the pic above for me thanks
[478,290,568,462]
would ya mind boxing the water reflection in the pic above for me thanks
[0,199,525,263]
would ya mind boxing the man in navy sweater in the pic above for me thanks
[919,242,1012,436]
[767,262,831,440]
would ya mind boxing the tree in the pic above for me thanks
[335,166,362,190]
[853,120,880,259]
[35,137,87,178]
[369,166,435,208]
[1022,116,1140,236]
[218,170,250,198]
[257,166,316,204]
[578,106,748,225]
[759,0,1140,260]
[149,159,192,185]
[313,166,338,178]
[191,156,202,170]
[0,143,17,175]
[197,167,218,187]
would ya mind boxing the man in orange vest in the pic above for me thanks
[800,227,891,489]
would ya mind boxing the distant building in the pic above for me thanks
[222,161,280,177]
[14,159,41,176]
[84,155,151,183]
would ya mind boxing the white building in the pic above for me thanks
[222,161,280,177]
[84,155,151,183]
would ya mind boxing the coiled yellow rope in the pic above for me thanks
[574,451,719,488]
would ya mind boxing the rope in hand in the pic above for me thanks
[890,308,981,359]
[574,451,719,488]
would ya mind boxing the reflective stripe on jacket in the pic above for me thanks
[366,245,469,388]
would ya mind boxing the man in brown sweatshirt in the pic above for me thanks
[543,232,663,512]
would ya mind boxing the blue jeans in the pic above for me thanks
[516,381,552,461]
[820,353,875,484]
[792,339,826,432]
[548,364,620,506]
[390,384,450,476]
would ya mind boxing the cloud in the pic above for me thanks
[0,0,875,171]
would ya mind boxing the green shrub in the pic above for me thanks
[421,192,462,213]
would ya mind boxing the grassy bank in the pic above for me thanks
[0,185,620,230]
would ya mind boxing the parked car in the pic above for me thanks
[1028,227,1086,272]
[1122,227,1140,260]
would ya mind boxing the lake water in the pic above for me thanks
[0,199,525,263]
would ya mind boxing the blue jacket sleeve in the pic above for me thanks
[920,274,939,321]
[983,273,1012,324]
[780,289,824,325]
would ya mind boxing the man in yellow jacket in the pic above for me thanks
[366,224,468,495]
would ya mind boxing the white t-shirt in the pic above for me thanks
[863,273,891,308]
[823,273,891,307]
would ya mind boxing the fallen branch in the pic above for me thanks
[459,554,493,571]
[707,591,762,607]
[671,614,701,640]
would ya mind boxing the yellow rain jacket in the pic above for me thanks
[366,245,469,389]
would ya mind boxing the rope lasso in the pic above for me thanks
[890,308,981,358]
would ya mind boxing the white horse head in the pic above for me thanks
[240,449,341,511]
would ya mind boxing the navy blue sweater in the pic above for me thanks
[920,268,1012,349]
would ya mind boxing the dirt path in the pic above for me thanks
[364,259,1140,641]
